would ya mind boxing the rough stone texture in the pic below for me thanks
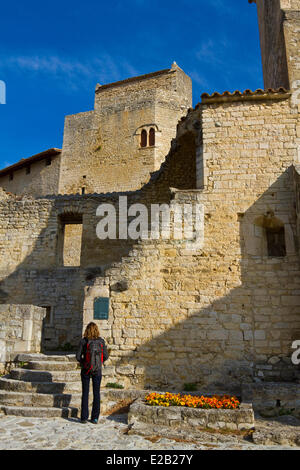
[0,2,300,395]
[0,94,300,389]
[0,305,45,368]
[128,398,255,431]
[0,413,298,450]
[58,63,192,195]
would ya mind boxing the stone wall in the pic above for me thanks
[251,0,300,92]
[0,91,300,390]
[0,305,46,369]
[128,399,255,431]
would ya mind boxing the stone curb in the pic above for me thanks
[128,398,255,431]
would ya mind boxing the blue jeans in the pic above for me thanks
[80,370,102,421]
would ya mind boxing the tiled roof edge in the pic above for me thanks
[0,148,61,177]
[201,88,291,104]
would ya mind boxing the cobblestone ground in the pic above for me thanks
[0,413,298,450]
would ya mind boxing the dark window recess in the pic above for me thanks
[141,129,147,148]
[94,297,109,320]
[266,226,286,257]
[26,166,31,175]
[45,157,52,166]
[82,187,85,195]
[9,173,13,181]
[41,306,52,325]
[149,127,155,146]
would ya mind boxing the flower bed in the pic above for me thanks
[145,392,240,409]
[128,395,254,431]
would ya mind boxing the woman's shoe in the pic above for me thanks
[91,419,98,424]
[81,419,88,423]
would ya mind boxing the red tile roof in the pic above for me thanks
[201,88,290,104]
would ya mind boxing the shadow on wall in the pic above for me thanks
[0,129,198,351]
[0,145,299,388]
[105,168,300,390]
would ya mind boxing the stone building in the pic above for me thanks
[0,0,300,391]
[0,63,192,197]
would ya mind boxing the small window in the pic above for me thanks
[141,129,147,148]
[41,306,52,325]
[81,187,85,195]
[26,166,31,175]
[266,226,286,257]
[9,173,13,181]
[45,157,52,166]
[149,127,155,146]
[58,214,83,267]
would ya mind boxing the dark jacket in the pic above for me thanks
[76,337,109,373]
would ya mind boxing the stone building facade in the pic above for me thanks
[0,0,300,390]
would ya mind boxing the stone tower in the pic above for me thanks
[58,63,192,195]
[249,0,300,92]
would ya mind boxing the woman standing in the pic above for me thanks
[76,322,109,424]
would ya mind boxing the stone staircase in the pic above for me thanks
[0,353,85,418]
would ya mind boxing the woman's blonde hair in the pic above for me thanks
[84,322,100,340]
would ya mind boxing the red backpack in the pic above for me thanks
[83,339,103,375]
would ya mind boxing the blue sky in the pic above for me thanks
[0,0,263,169]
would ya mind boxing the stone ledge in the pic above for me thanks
[128,398,255,431]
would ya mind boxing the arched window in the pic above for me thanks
[141,129,147,148]
[149,127,155,147]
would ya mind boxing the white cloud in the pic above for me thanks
[0,53,139,91]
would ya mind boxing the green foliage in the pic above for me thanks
[105,382,124,389]
[17,362,28,368]
[278,407,293,416]
[183,382,198,392]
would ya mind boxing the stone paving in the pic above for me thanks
[0,412,298,451]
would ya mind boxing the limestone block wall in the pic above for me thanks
[251,0,300,91]
[89,94,300,389]
[0,305,46,367]
[0,92,299,389]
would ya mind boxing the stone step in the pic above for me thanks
[25,361,79,371]
[0,389,93,408]
[16,353,76,363]
[0,405,79,418]
[10,368,80,383]
[0,377,81,394]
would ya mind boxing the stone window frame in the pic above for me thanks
[265,225,286,258]
[39,305,54,326]
[134,124,160,149]
[243,212,293,258]
[140,129,147,148]
[56,211,84,267]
